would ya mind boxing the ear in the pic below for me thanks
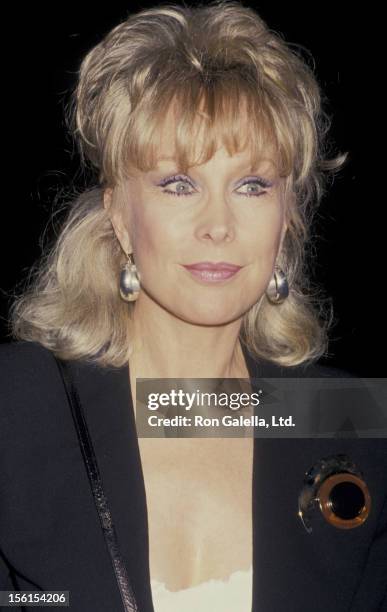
[279,219,288,252]
[103,187,113,211]
[103,188,132,254]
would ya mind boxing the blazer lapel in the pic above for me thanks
[64,357,155,612]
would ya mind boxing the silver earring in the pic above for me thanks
[119,252,141,302]
[265,266,289,304]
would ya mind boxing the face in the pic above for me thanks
[105,116,288,327]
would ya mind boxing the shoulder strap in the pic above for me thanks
[54,356,139,612]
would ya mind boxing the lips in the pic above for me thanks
[181,261,243,283]
[182,262,242,272]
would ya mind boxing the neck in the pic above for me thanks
[128,296,249,380]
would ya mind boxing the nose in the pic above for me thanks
[194,190,236,243]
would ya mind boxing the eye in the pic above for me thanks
[156,174,273,198]
[235,177,272,197]
[157,174,196,197]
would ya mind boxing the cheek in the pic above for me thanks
[244,205,285,261]
[129,209,176,265]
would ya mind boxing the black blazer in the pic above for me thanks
[0,340,386,612]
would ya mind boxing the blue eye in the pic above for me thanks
[156,174,272,197]
[235,178,271,197]
[157,175,195,197]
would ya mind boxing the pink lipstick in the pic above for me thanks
[181,261,243,283]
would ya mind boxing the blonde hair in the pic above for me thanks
[7,0,348,368]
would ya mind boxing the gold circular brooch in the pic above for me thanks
[298,454,372,533]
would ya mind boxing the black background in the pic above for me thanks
[1,2,384,375]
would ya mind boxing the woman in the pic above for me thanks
[1,2,386,611]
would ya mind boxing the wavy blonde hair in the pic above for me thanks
[7,0,348,368]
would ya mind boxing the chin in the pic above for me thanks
[173,306,244,327]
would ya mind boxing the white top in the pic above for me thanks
[150,566,253,612]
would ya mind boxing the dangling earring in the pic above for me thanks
[265,266,289,304]
[119,252,141,302]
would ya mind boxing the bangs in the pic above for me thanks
[120,73,295,180]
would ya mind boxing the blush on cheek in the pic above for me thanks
[253,233,281,263]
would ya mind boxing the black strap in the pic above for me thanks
[54,356,138,612]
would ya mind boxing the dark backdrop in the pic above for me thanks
[1,2,384,375]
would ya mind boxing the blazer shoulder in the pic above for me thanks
[0,340,65,413]
[256,357,356,378]
[291,361,357,378]
[0,339,59,382]
[0,341,75,470]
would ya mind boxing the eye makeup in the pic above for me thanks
[155,174,274,197]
